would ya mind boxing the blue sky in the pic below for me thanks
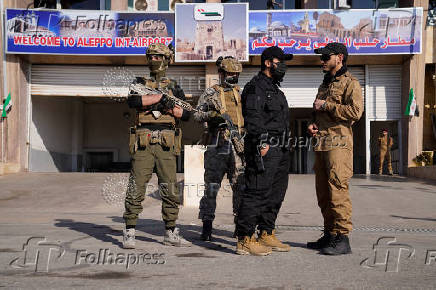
[250,11,316,31]
[250,10,375,31]
[336,10,373,28]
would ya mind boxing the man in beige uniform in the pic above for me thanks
[307,43,363,255]
[378,129,394,175]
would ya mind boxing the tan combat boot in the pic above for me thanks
[236,235,272,256]
[258,230,291,252]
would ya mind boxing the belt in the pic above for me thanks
[137,123,174,131]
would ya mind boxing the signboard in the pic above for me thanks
[249,8,423,55]
[5,7,422,56]
[175,3,248,62]
[5,9,175,55]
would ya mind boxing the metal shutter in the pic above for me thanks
[239,66,365,108]
[367,65,402,120]
[31,65,206,98]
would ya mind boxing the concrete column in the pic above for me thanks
[400,0,428,173]
[0,1,31,174]
[111,0,128,10]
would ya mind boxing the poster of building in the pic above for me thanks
[5,9,174,55]
[175,3,248,62]
[249,8,422,55]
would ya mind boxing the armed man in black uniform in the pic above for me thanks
[235,46,293,256]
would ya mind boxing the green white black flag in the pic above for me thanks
[405,88,417,116]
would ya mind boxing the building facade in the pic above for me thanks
[0,0,434,177]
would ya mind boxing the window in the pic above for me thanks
[223,0,296,10]
[34,0,110,9]
[317,0,331,9]
[352,0,376,9]
[34,0,56,8]
[61,0,108,9]
[318,0,379,9]
[128,0,206,11]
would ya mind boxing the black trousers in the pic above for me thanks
[236,146,290,237]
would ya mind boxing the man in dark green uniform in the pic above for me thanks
[122,43,191,248]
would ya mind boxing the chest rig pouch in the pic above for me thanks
[211,85,244,146]
[130,77,182,155]
[136,78,177,126]
[129,128,182,156]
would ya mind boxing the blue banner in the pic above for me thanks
[5,9,175,55]
[249,8,422,55]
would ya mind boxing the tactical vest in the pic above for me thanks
[136,77,176,126]
[212,84,244,132]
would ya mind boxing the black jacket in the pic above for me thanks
[241,72,290,147]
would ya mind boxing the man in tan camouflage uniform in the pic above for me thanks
[122,43,191,248]
[193,56,245,241]
[378,128,394,175]
[307,43,364,255]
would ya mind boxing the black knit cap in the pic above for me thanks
[314,42,348,57]
[261,46,293,62]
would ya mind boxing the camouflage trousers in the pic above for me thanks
[198,142,245,223]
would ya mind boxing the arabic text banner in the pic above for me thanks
[249,8,422,55]
[5,9,175,55]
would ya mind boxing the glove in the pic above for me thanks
[208,111,226,128]
[127,94,143,108]
[160,95,176,110]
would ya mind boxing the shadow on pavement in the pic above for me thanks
[283,241,309,250]
[391,215,436,222]
[109,216,236,254]
[54,219,156,248]
[353,174,436,186]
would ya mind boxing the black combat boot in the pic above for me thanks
[307,232,331,250]
[320,233,352,255]
[201,220,213,241]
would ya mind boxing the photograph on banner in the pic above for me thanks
[5,9,174,55]
[175,3,248,62]
[249,8,422,55]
